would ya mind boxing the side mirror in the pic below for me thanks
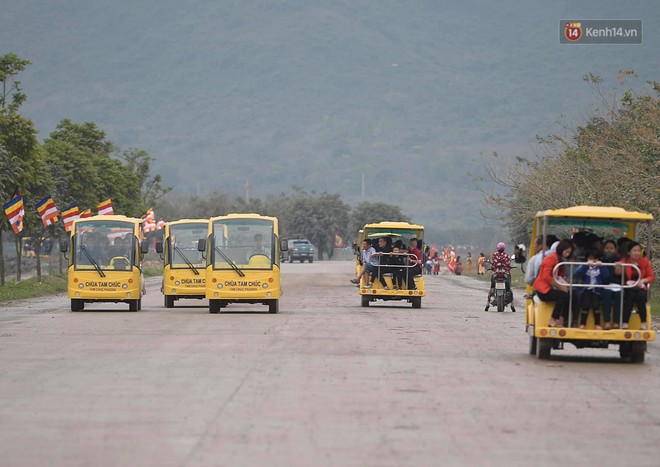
[280,239,288,252]
[198,238,207,252]
[155,241,163,254]
[59,239,68,253]
[140,240,149,254]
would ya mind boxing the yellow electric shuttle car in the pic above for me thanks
[526,206,655,362]
[198,213,286,314]
[358,221,425,308]
[156,219,208,308]
[61,215,149,311]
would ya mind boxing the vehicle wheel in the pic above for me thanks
[619,342,632,359]
[71,299,83,312]
[288,254,293,263]
[631,341,646,363]
[536,338,552,359]
[529,335,537,355]
[299,258,304,263]
[165,295,174,308]
[129,300,139,312]
[510,304,516,313]
[496,295,505,312]
[209,300,221,314]
[269,299,279,314]
[309,257,313,263]
[411,297,422,309]
[137,298,142,311]
[361,295,370,307]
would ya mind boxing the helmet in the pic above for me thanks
[497,242,506,251]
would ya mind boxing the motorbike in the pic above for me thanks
[484,261,516,313]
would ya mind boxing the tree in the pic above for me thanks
[0,54,41,282]
[349,201,410,238]
[481,73,659,264]
[120,148,171,208]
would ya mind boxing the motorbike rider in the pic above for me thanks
[485,242,514,311]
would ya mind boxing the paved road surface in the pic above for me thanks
[1,262,659,466]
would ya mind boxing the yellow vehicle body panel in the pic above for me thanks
[526,206,654,359]
[163,219,208,298]
[358,221,425,307]
[204,214,282,309]
[66,215,145,306]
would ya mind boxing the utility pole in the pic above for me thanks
[361,173,365,199]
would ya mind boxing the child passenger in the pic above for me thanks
[574,249,609,330]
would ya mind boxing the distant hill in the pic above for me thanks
[2,0,658,236]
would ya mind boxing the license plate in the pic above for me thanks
[495,282,505,289]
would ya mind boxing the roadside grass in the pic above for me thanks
[0,275,67,303]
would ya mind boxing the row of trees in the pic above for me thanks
[158,189,410,260]
[481,72,659,259]
[0,53,169,284]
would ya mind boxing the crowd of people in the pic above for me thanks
[526,233,654,330]
[350,232,654,331]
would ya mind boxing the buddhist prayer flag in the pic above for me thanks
[35,195,60,227]
[62,204,80,232]
[141,208,156,233]
[80,209,93,218]
[156,218,165,231]
[3,190,25,234]
[97,199,114,216]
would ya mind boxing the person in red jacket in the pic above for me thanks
[533,239,577,327]
[617,242,654,330]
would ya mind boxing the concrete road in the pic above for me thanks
[1,262,659,467]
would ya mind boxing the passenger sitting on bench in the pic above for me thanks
[406,238,423,290]
[574,249,609,330]
[374,237,394,288]
[390,243,406,290]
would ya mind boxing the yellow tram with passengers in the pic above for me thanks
[358,221,425,308]
[526,206,655,362]
[198,213,286,314]
[61,215,149,311]
[156,219,208,308]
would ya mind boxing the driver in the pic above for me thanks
[486,242,513,311]
[247,233,271,262]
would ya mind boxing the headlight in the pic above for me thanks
[262,283,269,289]
[78,283,84,289]
[122,284,128,289]
[175,281,181,286]
[217,283,223,289]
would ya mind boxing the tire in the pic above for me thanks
[71,299,83,312]
[536,338,552,359]
[631,341,646,363]
[209,299,221,314]
[268,299,279,314]
[129,300,139,312]
[165,295,174,308]
[619,342,632,359]
[496,295,505,313]
[299,258,304,263]
[137,298,142,311]
[288,254,293,263]
[361,295,370,307]
[411,297,422,309]
[529,335,537,355]
[309,257,313,263]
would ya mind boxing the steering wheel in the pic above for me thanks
[110,256,131,270]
